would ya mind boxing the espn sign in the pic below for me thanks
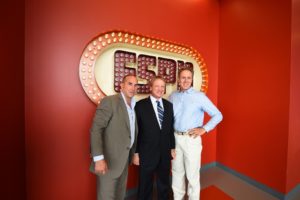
[113,50,193,94]
[79,31,208,104]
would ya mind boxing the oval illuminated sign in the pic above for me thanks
[79,30,208,104]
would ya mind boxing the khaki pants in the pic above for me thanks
[172,134,202,200]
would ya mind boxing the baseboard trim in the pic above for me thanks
[216,162,300,200]
[216,162,285,199]
[285,184,300,200]
[201,162,217,171]
[125,162,300,200]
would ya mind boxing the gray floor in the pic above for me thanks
[201,167,278,200]
[126,166,300,200]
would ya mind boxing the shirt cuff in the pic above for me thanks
[201,126,209,133]
[93,155,104,162]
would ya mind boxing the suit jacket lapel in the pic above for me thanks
[161,99,169,129]
[147,97,161,130]
[118,93,130,132]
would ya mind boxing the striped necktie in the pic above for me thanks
[156,100,164,128]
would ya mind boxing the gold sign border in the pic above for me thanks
[79,30,208,104]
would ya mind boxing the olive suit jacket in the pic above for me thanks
[90,94,138,178]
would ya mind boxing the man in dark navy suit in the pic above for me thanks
[133,76,176,200]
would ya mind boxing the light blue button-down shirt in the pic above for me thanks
[93,92,136,162]
[169,87,222,133]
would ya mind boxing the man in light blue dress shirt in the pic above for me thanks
[169,68,223,200]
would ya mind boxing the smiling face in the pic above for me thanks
[120,75,138,100]
[178,69,193,91]
[150,78,166,99]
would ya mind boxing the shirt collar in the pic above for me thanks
[120,92,136,109]
[150,95,163,105]
[180,87,194,94]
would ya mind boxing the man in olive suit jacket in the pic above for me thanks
[90,75,138,200]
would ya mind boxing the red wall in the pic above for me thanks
[218,0,291,193]
[0,0,25,199]
[286,0,300,192]
[25,0,219,199]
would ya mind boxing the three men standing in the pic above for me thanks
[90,69,222,200]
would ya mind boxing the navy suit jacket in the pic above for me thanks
[135,97,175,168]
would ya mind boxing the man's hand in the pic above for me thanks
[171,149,176,159]
[132,153,140,165]
[95,160,108,175]
[188,127,206,138]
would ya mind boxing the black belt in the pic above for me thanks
[175,131,189,135]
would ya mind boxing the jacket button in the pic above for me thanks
[127,147,130,150]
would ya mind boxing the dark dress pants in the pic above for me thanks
[138,157,171,200]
